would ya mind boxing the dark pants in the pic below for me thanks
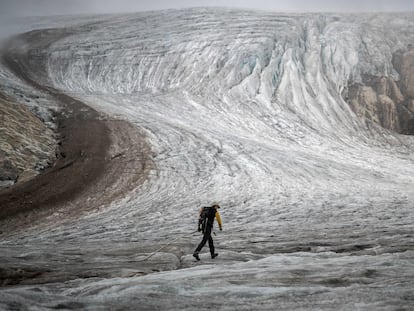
[195,224,215,255]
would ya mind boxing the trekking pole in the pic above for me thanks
[136,230,198,262]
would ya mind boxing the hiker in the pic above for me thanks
[193,204,222,261]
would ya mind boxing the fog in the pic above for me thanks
[0,0,413,18]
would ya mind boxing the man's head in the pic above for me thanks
[212,204,220,209]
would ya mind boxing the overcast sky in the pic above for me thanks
[1,0,414,18]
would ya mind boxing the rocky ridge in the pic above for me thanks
[345,47,414,134]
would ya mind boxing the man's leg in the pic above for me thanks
[193,226,212,260]
[208,235,218,259]
[195,233,209,253]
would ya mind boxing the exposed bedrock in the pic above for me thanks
[345,47,414,134]
[0,93,56,188]
[0,32,64,190]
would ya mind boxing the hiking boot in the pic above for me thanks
[211,253,218,259]
[193,252,200,261]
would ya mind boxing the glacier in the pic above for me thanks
[0,8,414,310]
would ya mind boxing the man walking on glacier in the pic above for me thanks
[193,204,223,261]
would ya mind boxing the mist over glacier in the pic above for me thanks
[0,8,414,310]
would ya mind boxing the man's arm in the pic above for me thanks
[215,211,223,231]
[197,207,204,231]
